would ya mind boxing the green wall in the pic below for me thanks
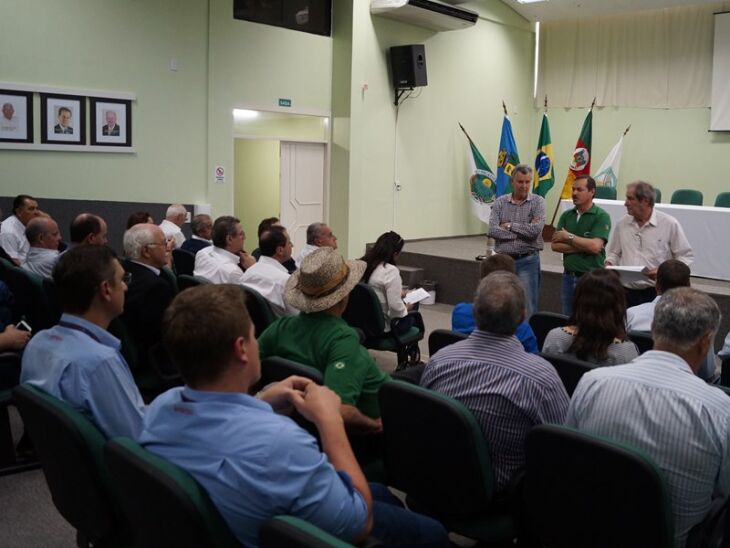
[233,139,280,249]
[542,107,730,217]
[0,0,209,204]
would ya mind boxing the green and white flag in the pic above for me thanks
[594,132,627,188]
[460,123,497,222]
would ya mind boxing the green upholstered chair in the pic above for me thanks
[714,192,730,208]
[538,352,599,397]
[259,516,354,547]
[594,186,617,200]
[521,424,674,548]
[241,286,277,337]
[427,329,467,356]
[160,265,179,293]
[3,266,60,330]
[654,188,662,203]
[177,274,212,291]
[104,437,241,548]
[342,283,423,367]
[172,248,196,276]
[13,384,132,548]
[528,311,569,352]
[378,381,515,544]
[671,189,703,206]
[628,331,654,354]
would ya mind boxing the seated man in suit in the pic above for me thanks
[22,216,61,279]
[241,226,299,317]
[20,245,145,438]
[69,213,108,247]
[194,215,256,283]
[120,224,176,377]
[259,248,388,434]
[140,284,448,547]
[180,214,212,255]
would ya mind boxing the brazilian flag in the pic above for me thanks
[533,113,555,197]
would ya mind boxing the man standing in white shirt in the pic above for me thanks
[605,181,693,307]
[22,217,61,279]
[0,194,41,265]
[159,204,187,249]
[295,222,338,267]
[194,216,256,284]
[242,226,299,316]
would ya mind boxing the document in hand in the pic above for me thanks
[403,287,431,305]
[606,265,651,285]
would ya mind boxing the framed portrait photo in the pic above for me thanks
[41,93,86,145]
[90,97,131,147]
[0,90,33,143]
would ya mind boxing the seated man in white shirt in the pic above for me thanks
[0,194,41,265]
[242,226,299,316]
[295,222,338,267]
[194,215,256,284]
[159,204,187,249]
[22,216,61,279]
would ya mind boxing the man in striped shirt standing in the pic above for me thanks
[420,271,569,493]
[567,287,730,547]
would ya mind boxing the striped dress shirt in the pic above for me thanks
[420,330,569,491]
[488,193,546,255]
[567,350,730,547]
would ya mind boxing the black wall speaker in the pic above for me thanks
[389,45,427,89]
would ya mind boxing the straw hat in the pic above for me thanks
[284,247,365,313]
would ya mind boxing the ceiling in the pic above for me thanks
[498,0,720,22]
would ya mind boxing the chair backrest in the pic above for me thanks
[539,352,598,396]
[104,437,241,548]
[177,274,212,291]
[107,317,139,372]
[173,248,196,276]
[529,311,569,351]
[378,381,495,516]
[721,358,730,388]
[628,331,654,354]
[594,186,617,200]
[12,384,129,545]
[41,277,62,325]
[160,266,179,293]
[524,424,674,548]
[715,192,730,208]
[671,189,703,206]
[241,286,277,337]
[3,266,58,330]
[259,516,353,547]
[428,329,468,356]
[260,356,323,386]
[654,188,662,203]
[342,283,386,339]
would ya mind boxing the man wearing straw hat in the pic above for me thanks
[259,247,388,434]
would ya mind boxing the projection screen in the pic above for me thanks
[711,11,730,131]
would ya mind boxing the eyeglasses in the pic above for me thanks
[122,272,132,285]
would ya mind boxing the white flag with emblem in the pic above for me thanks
[594,135,625,188]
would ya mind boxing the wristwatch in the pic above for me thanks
[568,233,575,242]
[507,223,512,231]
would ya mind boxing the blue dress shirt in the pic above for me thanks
[139,387,368,547]
[20,313,145,439]
[451,302,538,353]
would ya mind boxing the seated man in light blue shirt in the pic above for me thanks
[140,284,449,547]
[453,253,538,352]
[20,245,145,439]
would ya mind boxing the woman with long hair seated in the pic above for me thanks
[542,268,639,365]
[360,231,423,336]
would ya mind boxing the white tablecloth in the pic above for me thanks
[560,199,730,281]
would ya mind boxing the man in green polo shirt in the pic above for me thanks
[551,175,611,315]
[258,247,388,435]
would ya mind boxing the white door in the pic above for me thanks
[280,141,326,253]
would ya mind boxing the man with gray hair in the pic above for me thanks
[488,164,546,316]
[180,214,212,255]
[567,287,729,546]
[22,216,62,278]
[120,224,176,380]
[606,180,693,307]
[295,222,338,267]
[159,203,187,249]
[421,271,568,493]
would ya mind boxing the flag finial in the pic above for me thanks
[502,101,508,116]
[544,95,548,110]
[590,97,596,109]
[623,124,631,136]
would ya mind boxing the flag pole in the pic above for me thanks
[544,98,597,240]
[458,122,476,145]
[624,124,631,136]
[502,101,508,116]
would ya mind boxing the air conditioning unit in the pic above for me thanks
[371,0,478,32]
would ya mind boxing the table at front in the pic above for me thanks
[559,199,730,281]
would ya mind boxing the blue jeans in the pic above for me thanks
[515,253,540,318]
[370,483,450,547]
[561,272,580,316]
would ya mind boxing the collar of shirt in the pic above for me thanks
[509,194,534,205]
[58,313,122,351]
[28,247,59,258]
[191,235,211,243]
[129,259,160,276]
[573,203,600,217]
[181,386,272,412]
[469,328,524,350]
[630,208,659,229]
[211,246,241,264]
[160,219,181,233]
[256,255,288,273]
[632,349,695,376]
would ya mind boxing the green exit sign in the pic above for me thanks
[278,98,292,107]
